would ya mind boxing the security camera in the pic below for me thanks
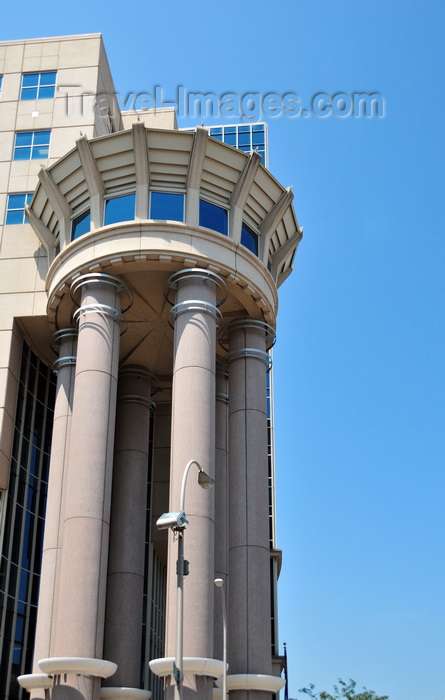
[156,510,189,530]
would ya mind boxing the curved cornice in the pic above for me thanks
[28,126,301,286]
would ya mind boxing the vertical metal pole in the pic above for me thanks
[175,530,184,700]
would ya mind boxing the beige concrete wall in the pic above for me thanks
[0,34,122,490]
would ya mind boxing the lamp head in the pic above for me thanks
[198,470,215,490]
[156,510,189,531]
[214,578,224,587]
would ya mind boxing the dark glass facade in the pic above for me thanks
[0,342,55,700]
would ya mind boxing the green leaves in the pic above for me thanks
[299,678,389,700]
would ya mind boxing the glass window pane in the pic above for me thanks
[223,132,236,146]
[22,74,39,87]
[32,146,49,159]
[241,223,259,255]
[8,194,26,209]
[104,193,136,225]
[199,199,228,236]
[14,147,31,161]
[71,210,91,240]
[150,192,184,222]
[252,131,264,146]
[38,86,55,100]
[238,132,251,146]
[21,87,37,100]
[40,72,56,86]
[33,131,50,145]
[15,133,33,146]
[6,210,24,225]
[238,125,250,133]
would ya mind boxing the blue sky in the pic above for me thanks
[4,1,444,698]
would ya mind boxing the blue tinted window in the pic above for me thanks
[104,193,136,225]
[71,210,91,240]
[0,76,3,95]
[241,222,259,255]
[223,132,236,146]
[13,131,50,160]
[252,130,265,146]
[150,192,184,222]
[21,72,56,100]
[199,200,228,236]
[6,193,33,225]
[238,132,251,147]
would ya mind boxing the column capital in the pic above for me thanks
[226,347,272,369]
[165,268,227,306]
[219,317,276,351]
[51,327,78,371]
[70,272,133,312]
[169,299,222,324]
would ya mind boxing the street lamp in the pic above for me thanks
[214,578,227,698]
[156,459,215,700]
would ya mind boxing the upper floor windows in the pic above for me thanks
[104,193,136,226]
[5,193,33,225]
[209,123,267,165]
[199,199,228,236]
[0,76,3,98]
[20,71,56,100]
[71,209,90,240]
[67,191,259,257]
[150,192,184,222]
[13,131,51,161]
[241,222,259,256]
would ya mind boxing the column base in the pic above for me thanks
[215,674,285,693]
[100,689,151,700]
[18,674,52,691]
[38,657,117,678]
[149,657,225,679]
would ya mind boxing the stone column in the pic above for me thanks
[227,319,275,700]
[30,328,77,700]
[213,362,229,662]
[103,365,154,691]
[51,273,125,700]
[165,268,225,700]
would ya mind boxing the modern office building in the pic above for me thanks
[0,34,302,700]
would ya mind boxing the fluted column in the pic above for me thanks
[50,273,126,700]
[165,268,225,700]
[103,365,154,692]
[213,362,229,662]
[30,329,77,700]
[227,319,275,700]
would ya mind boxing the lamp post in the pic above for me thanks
[156,459,215,700]
[214,578,227,699]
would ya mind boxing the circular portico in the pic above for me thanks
[26,125,301,700]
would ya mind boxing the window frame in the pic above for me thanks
[20,71,57,101]
[198,198,229,237]
[13,130,51,161]
[71,208,91,241]
[103,192,136,226]
[5,193,33,225]
[241,221,259,256]
[149,191,185,223]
